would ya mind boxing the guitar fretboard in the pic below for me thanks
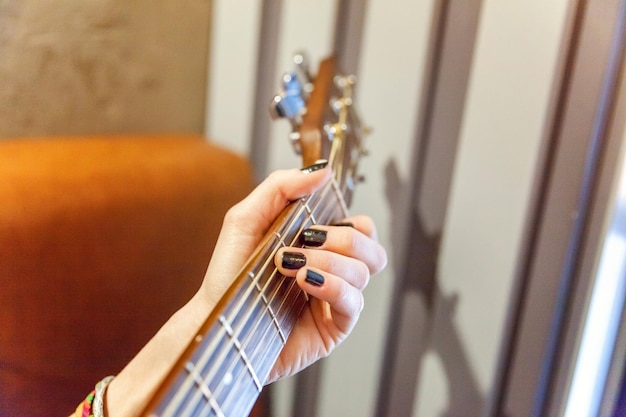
[144,177,349,417]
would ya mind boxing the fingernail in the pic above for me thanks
[332,221,354,228]
[300,160,328,174]
[282,252,307,270]
[305,269,325,287]
[302,229,327,247]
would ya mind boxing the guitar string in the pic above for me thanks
[177,158,352,416]
[157,192,317,417]
[189,182,347,417]
[204,275,303,416]
[160,104,355,414]
[158,192,321,417]
[214,198,343,414]
[162,180,340,416]
[178,184,340,416]
[174,221,310,417]
[191,108,347,400]
[150,71,359,416]
[219,206,346,416]
[196,198,341,417]
[212,178,350,414]
[172,189,335,417]
[182,151,348,414]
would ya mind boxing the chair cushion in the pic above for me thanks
[0,135,254,416]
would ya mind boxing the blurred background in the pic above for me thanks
[1,1,625,416]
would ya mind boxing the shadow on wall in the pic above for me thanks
[380,158,484,417]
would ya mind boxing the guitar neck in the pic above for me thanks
[142,178,349,417]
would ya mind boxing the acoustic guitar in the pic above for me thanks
[142,54,368,417]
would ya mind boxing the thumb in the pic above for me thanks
[231,161,331,241]
[202,162,331,297]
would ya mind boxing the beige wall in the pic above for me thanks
[0,1,581,415]
[0,0,211,139]
[207,1,573,416]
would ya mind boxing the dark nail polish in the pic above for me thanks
[333,221,354,228]
[305,269,325,287]
[302,229,327,247]
[300,160,328,174]
[282,252,307,270]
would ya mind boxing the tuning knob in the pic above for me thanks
[293,51,313,93]
[270,72,307,129]
[334,74,357,89]
[323,122,350,141]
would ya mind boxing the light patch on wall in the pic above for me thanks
[0,0,210,138]
[564,141,626,417]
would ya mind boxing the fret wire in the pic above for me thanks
[166,277,280,415]
[196,190,338,412]
[247,270,287,344]
[161,315,240,415]
[213,184,344,382]
[208,193,334,398]
[250,277,309,375]
[219,315,263,391]
[303,198,317,225]
[161,326,240,417]
[163,189,342,417]
[330,177,350,219]
[220,189,323,334]
[161,180,347,416]
[217,276,304,412]
[219,181,335,332]
[274,230,286,247]
[164,190,327,415]
[187,223,337,417]
[182,362,225,417]
[188,190,321,351]
[202,266,305,411]
[216,195,345,411]
[244,250,336,373]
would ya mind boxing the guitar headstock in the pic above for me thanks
[271,53,369,207]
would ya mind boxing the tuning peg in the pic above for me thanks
[270,71,308,129]
[270,93,298,119]
[329,96,354,115]
[334,74,356,88]
[333,75,357,100]
[293,51,313,93]
[282,72,304,97]
[323,122,349,141]
[330,97,342,114]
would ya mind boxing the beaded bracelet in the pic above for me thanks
[80,389,96,417]
[81,375,115,417]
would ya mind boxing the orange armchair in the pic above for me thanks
[0,135,254,416]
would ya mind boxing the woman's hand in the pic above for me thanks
[105,164,387,417]
[199,164,387,382]
[269,213,387,382]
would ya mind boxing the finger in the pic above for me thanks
[217,164,331,250]
[300,223,387,275]
[296,267,364,333]
[334,214,379,241]
[205,163,331,288]
[275,249,370,291]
